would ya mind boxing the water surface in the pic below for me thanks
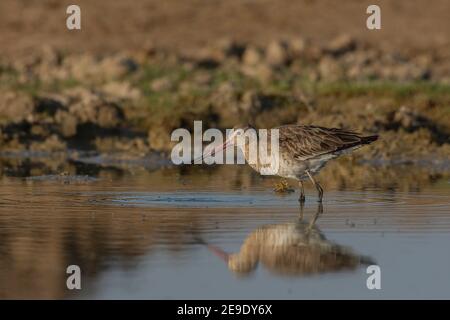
[0,163,449,299]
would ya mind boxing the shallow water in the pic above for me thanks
[0,163,449,299]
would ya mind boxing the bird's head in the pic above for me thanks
[227,123,256,144]
[199,123,256,161]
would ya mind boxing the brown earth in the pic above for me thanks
[0,0,449,57]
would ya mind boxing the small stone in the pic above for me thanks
[30,134,67,152]
[97,103,124,128]
[242,46,263,66]
[266,41,289,67]
[34,97,66,116]
[148,126,173,152]
[289,37,307,57]
[241,63,274,83]
[318,56,345,81]
[30,125,50,137]
[327,34,356,56]
[150,77,173,92]
[193,72,213,86]
[55,110,78,137]
[0,91,34,123]
[101,81,141,100]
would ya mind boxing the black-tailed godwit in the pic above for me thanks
[202,124,378,202]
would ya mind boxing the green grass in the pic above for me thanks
[129,61,450,132]
[0,76,81,96]
[135,64,190,95]
[3,58,450,134]
[314,81,450,100]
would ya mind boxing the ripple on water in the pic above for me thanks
[83,189,450,234]
[92,192,289,208]
[88,189,450,209]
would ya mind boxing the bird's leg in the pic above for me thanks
[298,181,305,203]
[298,198,305,221]
[307,202,323,230]
[306,170,323,202]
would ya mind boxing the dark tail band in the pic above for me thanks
[361,135,379,144]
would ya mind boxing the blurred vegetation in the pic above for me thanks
[0,38,449,169]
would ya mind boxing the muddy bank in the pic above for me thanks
[0,154,448,193]
[0,36,449,169]
[1,0,450,56]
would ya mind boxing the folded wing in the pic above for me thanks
[278,125,378,161]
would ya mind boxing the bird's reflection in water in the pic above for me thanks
[200,204,374,277]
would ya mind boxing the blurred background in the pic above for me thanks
[0,0,449,168]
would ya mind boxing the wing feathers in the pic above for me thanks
[277,125,377,160]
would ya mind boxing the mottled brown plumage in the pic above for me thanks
[225,222,370,276]
[278,125,378,161]
[199,205,374,276]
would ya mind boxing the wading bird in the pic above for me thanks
[201,124,378,202]
[195,205,374,276]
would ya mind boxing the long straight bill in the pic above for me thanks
[193,138,233,164]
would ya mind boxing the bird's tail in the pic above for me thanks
[360,255,376,266]
[361,135,379,145]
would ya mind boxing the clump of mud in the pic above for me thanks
[273,179,295,194]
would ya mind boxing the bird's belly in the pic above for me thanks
[277,154,336,180]
[276,157,308,179]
